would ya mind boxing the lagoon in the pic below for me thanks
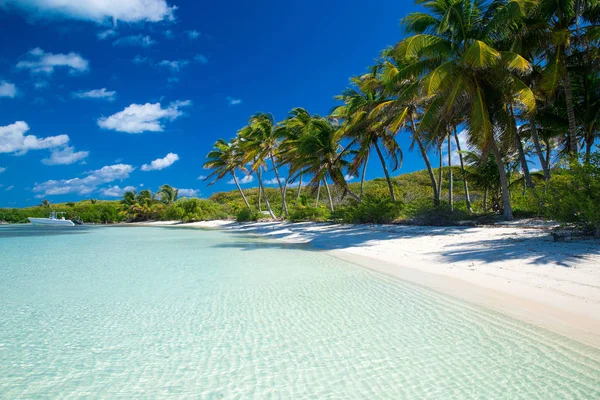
[1,225,599,398]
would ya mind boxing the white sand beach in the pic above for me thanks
[137,220,600,346]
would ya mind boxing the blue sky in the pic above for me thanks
[0,0,431,207]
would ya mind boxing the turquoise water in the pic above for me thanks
[0,226,599,399]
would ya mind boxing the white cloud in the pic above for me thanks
[98,100,191,133]
[141,152,179,171]
[442,130,470,166]
[0,121,69,155]
[177,188,198,197]
[97,29,116,40]
[0,81,17,97]
[16,48,89,75]
[132,54,148,64]
[5,185,14,191]
[113,35,155,47]
[41,146,89,165]
[101,185,136,197]
[158,59,189,72]
[163,29,174,39]
[33,163,134,196]
[228,174,253,185]
[344,174,355,181]
[194,54,208,64]
[263,177,280,185]
[186,30,200,39]
[226,96,241,106]
[0,167,6,173]
[196,174,206,180]
[0,0,176,23]
[34,80,48,89]
[73,88,116,101]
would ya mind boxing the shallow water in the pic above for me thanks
[0,225,599,399]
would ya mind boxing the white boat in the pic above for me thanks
[28,212,75,226]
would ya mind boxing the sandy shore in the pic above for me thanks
[135,220,600,347]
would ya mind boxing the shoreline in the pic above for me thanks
[133,220,600,347]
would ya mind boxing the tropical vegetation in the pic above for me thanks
[2,0,599,235]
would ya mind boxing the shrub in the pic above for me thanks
[404,198,471,225]
[288,205,330,222]
[236,208,260,222]
[338,194,403,224]
[540,153,600,235]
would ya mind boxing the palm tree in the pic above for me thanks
[277,108,313,202]
[533,0,600,157]
[395,0,536,220]
[157,184,179,206]
[240,113,288,216]
[286,114,359,211]
[332,73,403,201]
[203,139,251,210]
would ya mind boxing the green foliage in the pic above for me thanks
[404,198,472,225]
[336,194,403,224]
[168,198,228,222]
[540,154,600,233]
[288,205,330,222]
[236,208,260,222]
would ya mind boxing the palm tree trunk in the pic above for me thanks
[296,174,303,202]
[490,137,513,221]
[530,119,550,181]
[515,134,534,190]
[269,154,287,216]
[315,180,321,207]
[258,186,262,211]
[411,116,438,204]
[483,188,488,212]
[258,168,276,219]
[231,172,251,210]
[453,128,472,212]
[360,153,368,202]
[447,134,453,210]
[374,141,396,201]
[324,179,334,212]
[562,65,579,158]
[437,141,443,202]
[585,135,593,163]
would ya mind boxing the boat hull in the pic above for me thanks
[28,218,75,226]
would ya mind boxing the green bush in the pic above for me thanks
[540,154,600,235]
[236,208,260,222]
[337,194,403,224]
[404,198,472,225]
[288,205,330,222]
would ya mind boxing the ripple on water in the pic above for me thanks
[0,226,599,398]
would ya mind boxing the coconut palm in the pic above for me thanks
[277,108,313,202]
[203,139,252,210]
[156,184,179,206]
[533,0,600,157]
[395,0,536,220]
[240,113,288,216]
[332,73,403,201]
[286,114,360,211]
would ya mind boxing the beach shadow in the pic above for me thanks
[435,235,600,268]
[217,222,600,268]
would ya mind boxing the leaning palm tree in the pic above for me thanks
[532,0,600,157]
[395,0,536,220]
[240,113,288,216]
[277,107,313,202]
[286,114,360,212]
[203,139,251,210]
[156,184,179,206]
[332,73,403,201]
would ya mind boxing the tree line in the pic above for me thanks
[203,0,599,230]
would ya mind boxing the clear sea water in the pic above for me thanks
[0,225,599,399]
